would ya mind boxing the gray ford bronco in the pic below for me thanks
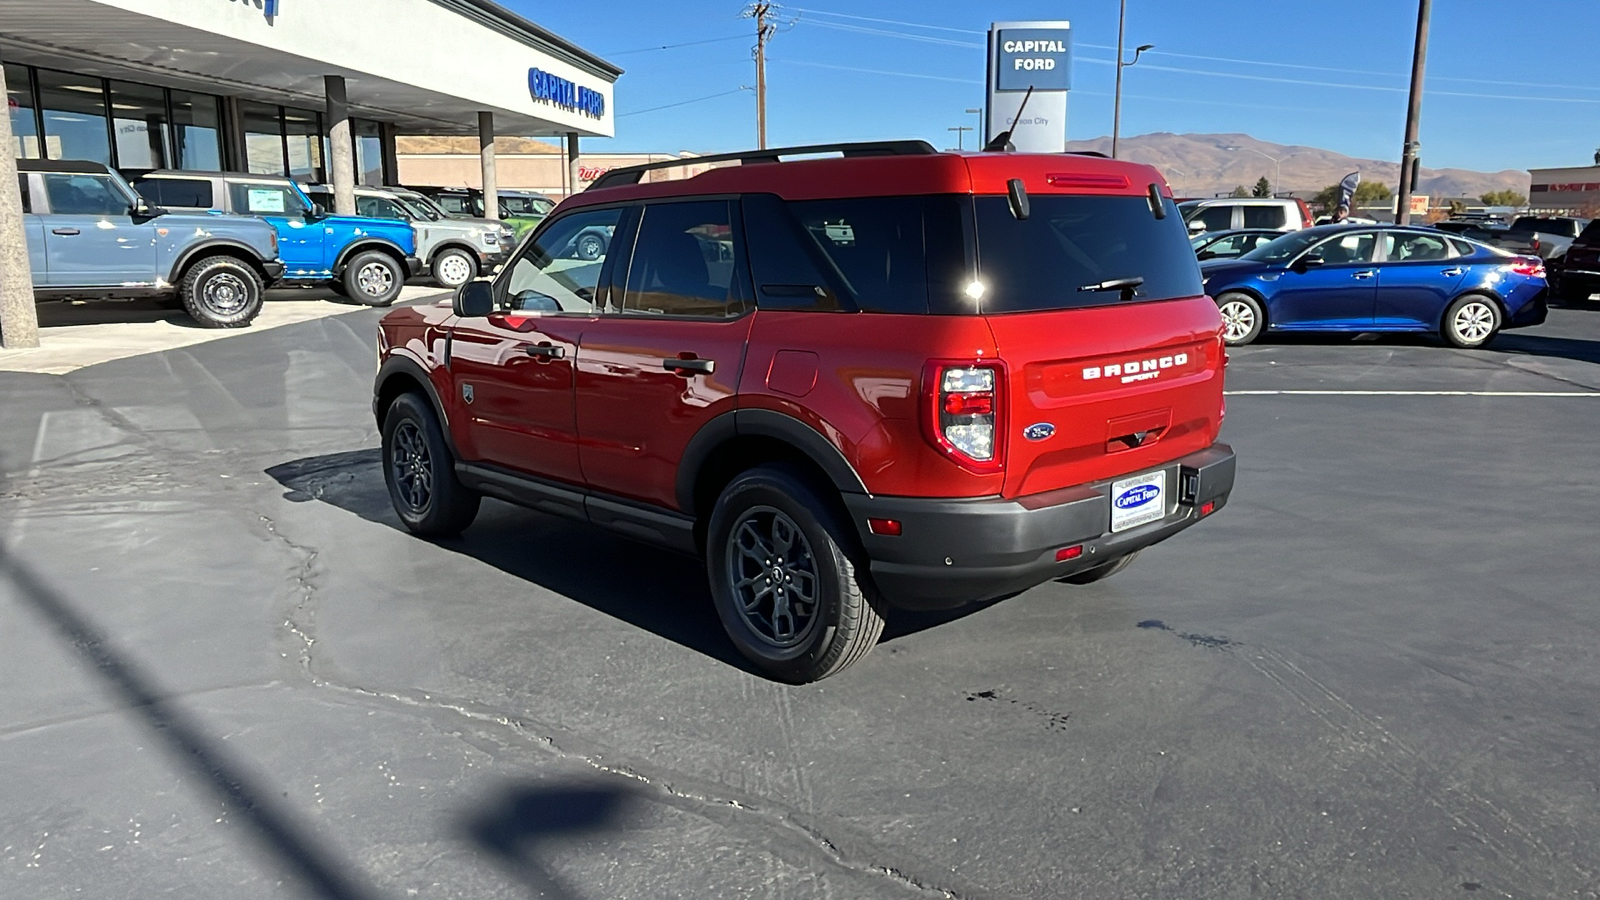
[18,160,283,328]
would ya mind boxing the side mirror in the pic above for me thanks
[1196,250,1217,261]
[453,280,494,318]
[132,197,160,217]
[310,203,327,219]
[1187,220,1206,233]
[1294,253,1326,272]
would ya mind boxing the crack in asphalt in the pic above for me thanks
[255,511,322,680]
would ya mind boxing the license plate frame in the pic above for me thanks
[1110,470,1167,533]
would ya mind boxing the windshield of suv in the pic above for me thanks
[393,194,441,221]
[1242,230,1327,264]
[974,195,1203,312]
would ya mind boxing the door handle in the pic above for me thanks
[522,343,565,359]
[1440,267,1464,277]
[663,357,715,376]
[51,227,81,236]
[1352,270,1376,279]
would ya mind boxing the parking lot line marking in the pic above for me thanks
[1226,390,1600,397]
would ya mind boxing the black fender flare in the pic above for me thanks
[676,408,870,516]
[374,355,461,458]
[167,240,269,285]
[336,239,410,273]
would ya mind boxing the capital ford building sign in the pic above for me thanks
[986,21,1073,153]
[529,68,606,119]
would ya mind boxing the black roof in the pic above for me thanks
[16,159,112,175]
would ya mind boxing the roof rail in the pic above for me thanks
[588,140,939,191]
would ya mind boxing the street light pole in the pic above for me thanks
[1111,1,1152,161]
[1396,0,1432,225]
[965,107,983,146]
[947,126,973,151]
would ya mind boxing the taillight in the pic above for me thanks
[923,361,1006,473]
[1509,259,1545,278]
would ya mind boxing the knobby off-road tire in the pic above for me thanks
[1442,294,1501,349]
[381,392,480,537]
[180,256,264,328]
[706,465,887,683]
[1060,551,1140,585]
[1215,292,1265,346]
[344,250,405,307]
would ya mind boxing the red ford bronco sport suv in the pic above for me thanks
[373,141,1235,682]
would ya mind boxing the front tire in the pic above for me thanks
[1215,292,1265,346]
[181,256,264,328]
[381,393,480,537]
[431,247,477,289]
[706,465,886,683]
[1442,294,1501,348]
[344,251,404,307]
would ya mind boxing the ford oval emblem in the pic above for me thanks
[1023,422,1055,442]
[1115,485,1162,510]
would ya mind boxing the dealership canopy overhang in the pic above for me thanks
[0,0,621,137]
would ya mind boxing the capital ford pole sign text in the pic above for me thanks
[986,21,1072,153]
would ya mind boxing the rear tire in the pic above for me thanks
[343,250,404,307]
[181,256,264,328]
[432,247,477,289]
[381,392,480,537]
[706,465,886,683]
[1060,551,1140,585]
[1442,294,1501,348]
[1215,292,1265,345]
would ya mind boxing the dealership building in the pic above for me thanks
[1,0,619,346]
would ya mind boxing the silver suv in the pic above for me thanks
[303,185,515,288]
[1179,198,1312,235]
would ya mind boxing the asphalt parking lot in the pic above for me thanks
[2,302,1598,899]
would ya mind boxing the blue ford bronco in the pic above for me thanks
[134,171,421,307]
[18,160,283,328]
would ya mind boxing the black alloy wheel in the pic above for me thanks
[381,392,481,536]
[726,507,823,650]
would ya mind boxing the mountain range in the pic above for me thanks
[1064,133,1531,200]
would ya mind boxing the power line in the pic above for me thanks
[768,58,973,83]
[801,19,981,48]
[788,7,984,35]
[617,87,752,118]
[603,35,750,57]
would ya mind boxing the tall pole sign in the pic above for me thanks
[986,21,1072,153]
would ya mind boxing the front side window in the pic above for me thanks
[620,200,745,318]
[499,207,622,313]
[1310,232,1378,265]
[43,173,130,216]
[1386,232,1453,262]
[435,194,472,216]
[976,194,1203,312]
[356,196,407,220]
[228,181,310,217]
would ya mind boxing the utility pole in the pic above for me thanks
[0,53,40,349]
[1113,0,1126,159]
[746,2,776,149]
[1396,0,1431,225]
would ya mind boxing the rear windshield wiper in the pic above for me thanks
[1077,276,1145,300]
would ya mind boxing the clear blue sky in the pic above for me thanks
[501,0,1600,173]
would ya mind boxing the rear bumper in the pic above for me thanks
[1507,286,1549,328]
[844,444,1236,610]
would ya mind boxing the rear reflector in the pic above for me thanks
[867,517,902,536]
[1200,501,1216,517]
[1056,545,1084,562]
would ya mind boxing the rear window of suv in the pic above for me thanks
[974,195,1203,313]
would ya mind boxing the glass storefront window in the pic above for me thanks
[284,107,323,181]
[353,118,384,187]
[36,69,111,164]
[109,80,169,170]
[241,100,285,176]
[5,63,41,159]
[169,90,222,170]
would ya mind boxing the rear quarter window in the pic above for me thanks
[975,194,1204,313]
[137,178,214,209]
[1242,205,1286,229]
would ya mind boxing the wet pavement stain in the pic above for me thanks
[965,689,1071,732]
[1137,619,1234,650]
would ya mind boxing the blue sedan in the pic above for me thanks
[1201,225,1549,348]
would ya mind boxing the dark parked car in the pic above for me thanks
[1556,218,1600,302]
[1191,229,1282,261]
[1202,225,1548,348]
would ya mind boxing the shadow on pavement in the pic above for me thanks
[0,542,386,900]
[461,783,631,900]
[265,450,989,670]
[1489,332,1600,366]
